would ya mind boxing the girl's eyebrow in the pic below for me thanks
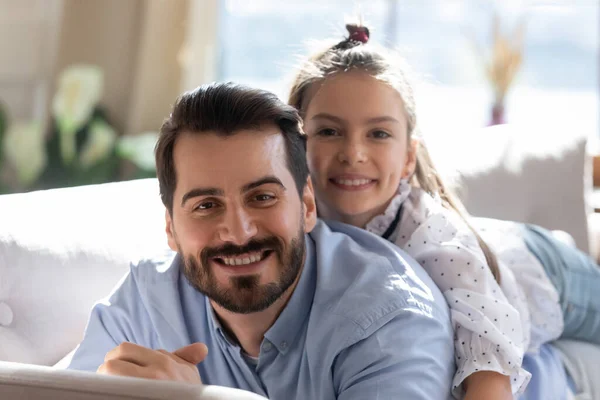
[365,116,401,125]
[310,113,344,123]
[311,113,400,126]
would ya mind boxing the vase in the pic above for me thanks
[489,102,506,126]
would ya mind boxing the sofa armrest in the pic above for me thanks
[0,361,267,400]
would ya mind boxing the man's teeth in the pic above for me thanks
[221,252,263,266]
[335,178,372,186]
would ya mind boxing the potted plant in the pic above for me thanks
[0,64,159,194]
[472,14,526,125]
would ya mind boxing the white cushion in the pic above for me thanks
[427,124,592,254]
[0,179,168,365]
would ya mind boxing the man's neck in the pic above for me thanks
[210,274,301,358]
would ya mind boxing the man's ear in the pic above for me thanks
[165,209,177,251]
[302,176,317,232]
[402,137,419,179]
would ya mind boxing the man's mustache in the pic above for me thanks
[201,237,283,261]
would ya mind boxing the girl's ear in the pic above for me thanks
[401,137,419,179]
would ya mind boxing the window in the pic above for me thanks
[218,0,599,140]
[218,0,389,97]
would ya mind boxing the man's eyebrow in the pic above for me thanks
[242,176,286,192]
[180,177,285,206]
[181,187,224,207]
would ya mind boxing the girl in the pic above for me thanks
[288,23,600,399]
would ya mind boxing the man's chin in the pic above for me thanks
[212,297,276,315]
[210,283,284,314]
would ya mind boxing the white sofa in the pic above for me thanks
[0,124,598,398]
[428,123,599,261]
[0,178,268,399]
[0,361,266,400]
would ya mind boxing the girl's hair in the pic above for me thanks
[288,23,501,283]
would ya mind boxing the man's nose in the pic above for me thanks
[217,207,258,245]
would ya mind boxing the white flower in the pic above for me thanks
[116,132,159,171]
[51,65,104,164]
[79,119,117,168]
[2,121,47,186]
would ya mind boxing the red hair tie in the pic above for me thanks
[348,26,370,44]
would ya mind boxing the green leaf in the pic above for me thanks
[0,101,7,169]
[116,132,159,171]
[2,120,47,187]
[79,118,117,168]
[52,65,104,164]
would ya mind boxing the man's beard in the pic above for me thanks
[180,227,305,314]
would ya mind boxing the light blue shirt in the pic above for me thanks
[519,344,573,400]
[68,220,455,399]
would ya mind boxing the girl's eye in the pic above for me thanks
[371,130,391,139]
[316,128,338,137]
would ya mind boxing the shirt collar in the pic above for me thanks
[205,296,238,346]
[205,235,317,354]
[365,179,411,237]
[173,254,239,347]
[263,235,316,354]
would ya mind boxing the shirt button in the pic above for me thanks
[280,341,288,349]
[263,342,272,352]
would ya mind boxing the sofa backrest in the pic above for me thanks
[427,123,593,254]
[0,179,167,365]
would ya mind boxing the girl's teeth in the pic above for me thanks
[337,179,371,186]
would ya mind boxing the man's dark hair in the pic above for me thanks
[155,82,309,214]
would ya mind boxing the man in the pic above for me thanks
[67,82,455,399]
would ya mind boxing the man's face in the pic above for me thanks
[165,126,317,314]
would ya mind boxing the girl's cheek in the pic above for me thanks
[307,150,324,172]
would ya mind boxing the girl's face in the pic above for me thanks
[303,70,417,228]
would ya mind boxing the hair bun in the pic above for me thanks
[346,23,370,44]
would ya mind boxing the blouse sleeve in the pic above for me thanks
[397,209,531,398]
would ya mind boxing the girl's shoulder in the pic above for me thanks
[396,186,475,248]
[402,186,465,229]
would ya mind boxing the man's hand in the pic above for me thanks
[97,342,208,383]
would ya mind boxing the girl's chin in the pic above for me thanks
[332,203,378,221]
[318,193,382,221]
[325,196,393,222]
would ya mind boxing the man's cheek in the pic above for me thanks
[180,224,212,249]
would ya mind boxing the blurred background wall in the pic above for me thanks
[0,0,597,193]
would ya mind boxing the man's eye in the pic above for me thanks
[255,194,274,202]
[316,128,338,137]
[196,202,215,210]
